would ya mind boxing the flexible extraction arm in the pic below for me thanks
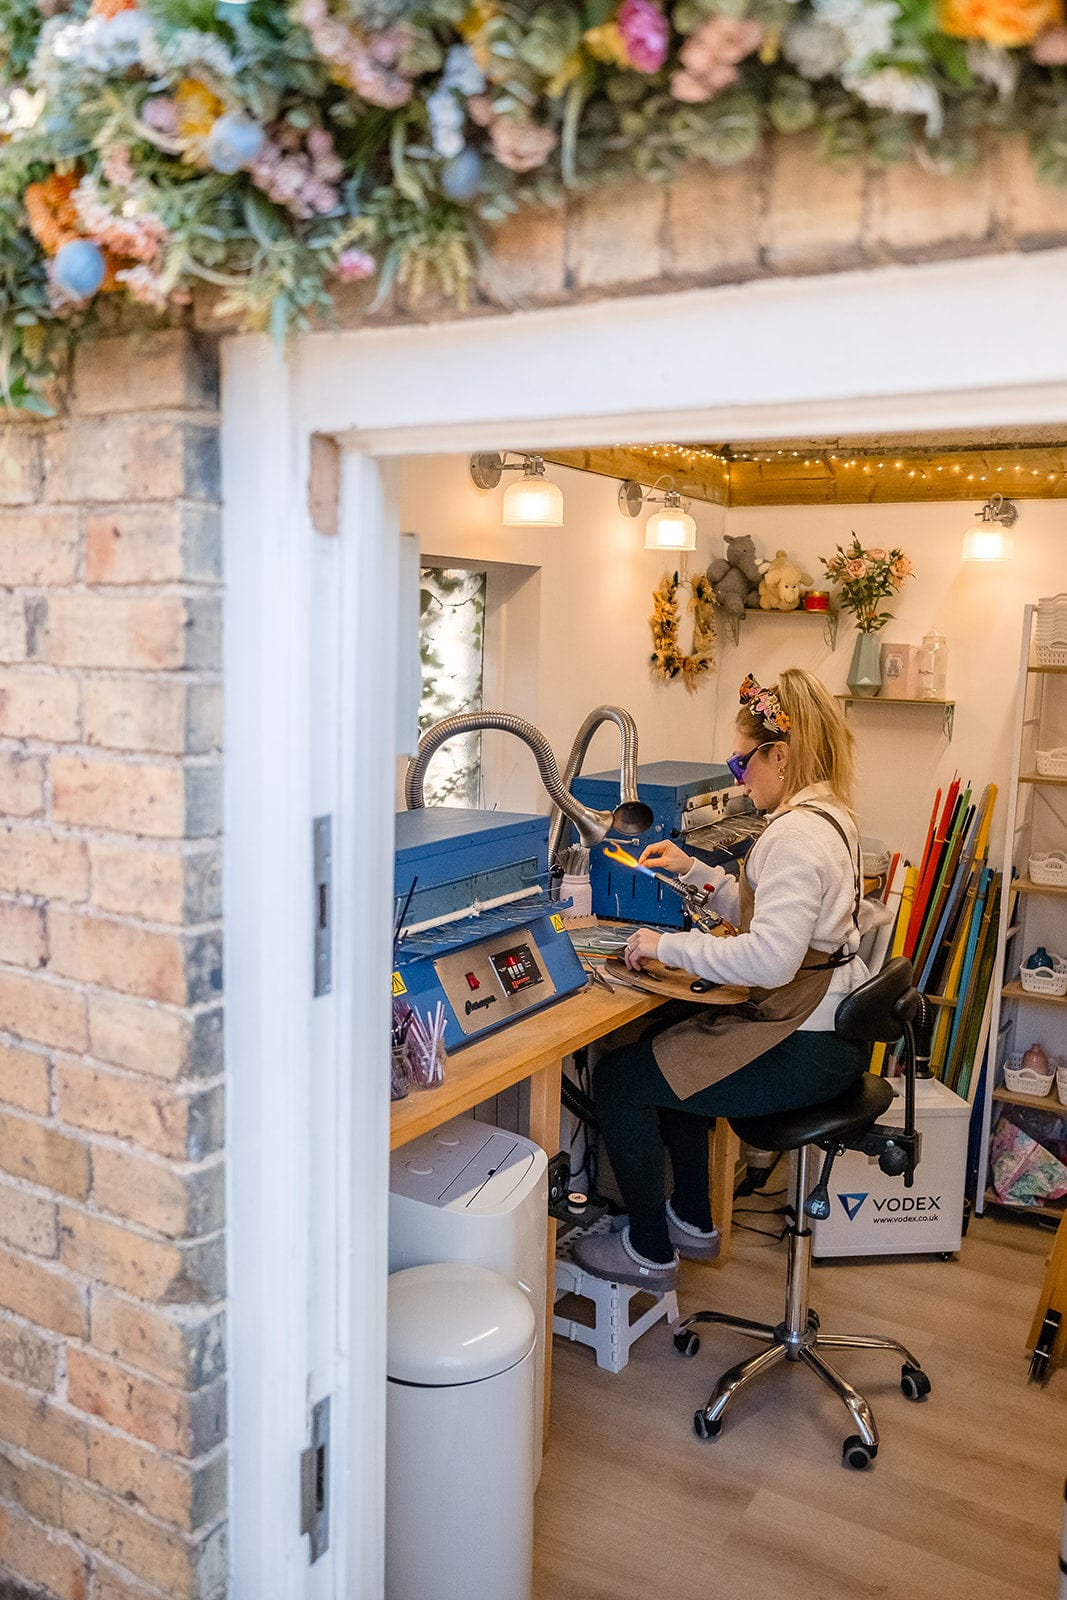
[404,710,651,848]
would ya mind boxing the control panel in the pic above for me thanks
[434,927,557,1037]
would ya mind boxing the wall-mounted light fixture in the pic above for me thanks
[469,451,564,527]
[618,476,697,551]
[962,493,1018,562]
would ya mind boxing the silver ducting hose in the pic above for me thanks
[547,705,649,865]
[404,711,650,847]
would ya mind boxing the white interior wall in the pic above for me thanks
[401,455,727,807]
[401,451,1063,864]
[726,498,1065,860]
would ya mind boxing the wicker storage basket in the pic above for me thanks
[1035,645,1067,667]
[1002,1053,1057,1097]
[1059,1065,1067,1107]
[1029,851,1067,887]
[1020,954,1067,996]
[1036,748,1067,777]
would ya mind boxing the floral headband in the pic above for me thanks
[739,673,791,734]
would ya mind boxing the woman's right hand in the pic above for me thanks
[639,840,693,875]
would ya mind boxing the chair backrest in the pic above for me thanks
[834,956,919,1045]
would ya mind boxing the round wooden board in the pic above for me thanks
[605,955,748,1006]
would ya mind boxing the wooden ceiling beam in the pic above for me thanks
[543,443,1067,508]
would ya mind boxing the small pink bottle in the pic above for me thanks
[1021,1043,1049,1075]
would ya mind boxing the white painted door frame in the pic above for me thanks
[223,247,1067,1600]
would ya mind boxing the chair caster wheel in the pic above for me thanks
[900,1364,931,1401]
[693,1411,722,1440]
[842,1435,876,1470]
[674,1329,700,1358]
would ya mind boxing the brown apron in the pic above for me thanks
[652,805,862,1101]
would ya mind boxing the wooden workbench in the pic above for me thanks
[390,980,741,1436]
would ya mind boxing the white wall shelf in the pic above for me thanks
[720,607,838,650]
[835,695,956,740]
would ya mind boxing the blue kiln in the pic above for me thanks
[570,761,735,926]
[393,808,588,1051]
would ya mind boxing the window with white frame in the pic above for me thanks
[417,566,487,806]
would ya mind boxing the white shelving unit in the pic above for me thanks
[976,603,1067,1217]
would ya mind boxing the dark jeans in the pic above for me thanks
[593,1014,866,1264]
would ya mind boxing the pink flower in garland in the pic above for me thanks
[616,0,670,73]
[670,16,762,102]
[1033,22,1067,57]
[335,247,376,281]
[489,117,557,173]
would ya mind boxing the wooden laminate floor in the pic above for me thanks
[535,1211,1062,1600]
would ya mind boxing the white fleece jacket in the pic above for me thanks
[655,783,874,1032]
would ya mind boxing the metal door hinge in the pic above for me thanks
[313,816,332,997]
[300,1395,330,1562]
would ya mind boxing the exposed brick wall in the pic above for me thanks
[0,331,224,1600]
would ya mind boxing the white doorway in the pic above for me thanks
[222,247,1067,1600]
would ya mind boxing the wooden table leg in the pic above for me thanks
[1027,1208,1067,1372]
[710,1119,740,1269]
[528,1055,563,1451]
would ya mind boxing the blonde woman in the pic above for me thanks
[573,669,875,1291]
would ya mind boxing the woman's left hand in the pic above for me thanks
[623,928,660,971]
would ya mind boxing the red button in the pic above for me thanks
[465,972,479,990]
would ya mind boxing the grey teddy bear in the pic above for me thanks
[706,534,763,615]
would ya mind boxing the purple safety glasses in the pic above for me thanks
[726,740,776,785]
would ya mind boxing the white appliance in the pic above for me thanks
[388,1116,548,1465]
[386,1264,535,1600]
[812,1076,969,1258]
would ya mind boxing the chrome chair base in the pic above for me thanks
[674,1146,931,1469]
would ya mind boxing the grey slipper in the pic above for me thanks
[571,1224,678,1291]
[666,1200,722,1263]
[610,1206,722,1264]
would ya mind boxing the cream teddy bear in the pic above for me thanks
[758,549,813,611]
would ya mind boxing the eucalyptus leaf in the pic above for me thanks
[242,189,286,250]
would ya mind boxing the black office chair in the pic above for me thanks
[673,957,931,1470]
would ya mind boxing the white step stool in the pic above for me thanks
[553,1219,678,1373]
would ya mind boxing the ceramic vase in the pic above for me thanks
[847,632,882,698]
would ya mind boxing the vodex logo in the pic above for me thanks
[837,1192,942,1222]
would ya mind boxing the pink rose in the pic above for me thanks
[489,117,557,173]
[617,0,670,73]
[866,547,887,561]
[670,15,761,101]
[669,62,737,100]
[1033,25,1067,61]
[844,558,867,579]
[336,247,376,281]
[680,15,761,71]
[890,556,913,580]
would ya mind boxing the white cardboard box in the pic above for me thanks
[812,1075,969,1258]
[879,640,920,699]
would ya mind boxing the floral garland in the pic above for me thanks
[2,0,1067,410]
[650,569,716,689]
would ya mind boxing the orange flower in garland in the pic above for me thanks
[24,171,81,256]
[939,0,1063,45]
[24,170,136,296]
[88,0,139,15]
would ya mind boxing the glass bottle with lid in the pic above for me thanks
[917,625,948,700]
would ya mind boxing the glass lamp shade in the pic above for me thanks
[645,506,697,551]
[962,526,1013,562]
[502,473,564,527]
